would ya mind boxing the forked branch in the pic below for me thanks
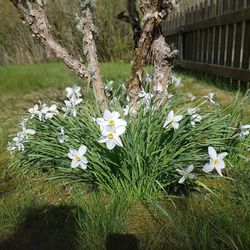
[10,0,105,110]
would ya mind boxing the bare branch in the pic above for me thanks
[10,0,91,80]
[127,0,176,110]
[78,2,105,110]
[10,0,106,110]
[151,35,178,95]
[126,1,161,109]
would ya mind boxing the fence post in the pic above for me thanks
[178,28,184,61]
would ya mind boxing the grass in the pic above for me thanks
[0,62,250,249]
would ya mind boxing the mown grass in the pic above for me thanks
[0,62,250,249]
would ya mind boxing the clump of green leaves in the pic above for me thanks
[9,87,248,200]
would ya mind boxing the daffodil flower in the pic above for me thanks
[187,92,196,102]
[66,86,82,99]
[172,75,183,88]
[164,110,183,130]
[203,146,228,176]
[44,104,59,119]
[239,123,250,138]
[176,165,195,184]
[203,92,219,106]
[96,110,127,132]
[68,145,88,170]
[58,127,68,144]
[28,104,39,119]
[98,126,124,150]
[138,88,154,108]
[62,98,82,117]
[187,108,202,127]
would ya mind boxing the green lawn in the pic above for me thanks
[0,62,250,249]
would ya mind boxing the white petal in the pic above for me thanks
[176,169,184,175]
[68,152,74,160]
[26,129,36,135]
[114,136,123,147]
[215,164,224,176]
[79,145,87,155]
[217,159,225,169]
[174,115,183,122]
[116,126,126,136]
[208,146,217,159]
[69,149,78,157]
[218,152,228,160]
[241,124,250,129]
[116,119,127,127]
[203,163,214,173]
[103,110,112,120]
[172,122,179,130]
[111,111,120,120]
[71,159,79,168]
[163,120,170,128]
[80,156,88,164]
[178,176,186,184]
[167,110,174,122]
[106,140,116,150]
[79,162,87,170]
[98,136,109,143]
[187,165,194,173]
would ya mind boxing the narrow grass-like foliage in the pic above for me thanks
[10,86,248,200]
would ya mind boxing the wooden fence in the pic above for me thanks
[162,0,250,85]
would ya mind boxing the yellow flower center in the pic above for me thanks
[108,119,115,126]
[76,156,81,161]
[108,133,114,139]
[213,159,219,165]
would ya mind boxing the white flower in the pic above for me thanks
[68,145,88,170]
[96,110,127,132]
[13,133,25,151]
[20,119,35,139]
[98,126,125,150]
[187,108,198,116]
[203,146,228,176]
[203,92,219,106]
[239,123,250,138]
[164,110,183,130]
[187,92,196,102]
[176,165,195,184]
[44,104,59,119]
[29,102,58,121]
[58,127,68,144]
[66,86,82,99]
[62,98,82,117]
[172,75,183,88]
[138,88,154,108]
[187,108,202,127]
[28,104,39,119]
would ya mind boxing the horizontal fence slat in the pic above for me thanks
[177,60,250,82]
[163,7,250,36]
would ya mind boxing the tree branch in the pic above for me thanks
[78,2,106,110]
[10,0,106,111]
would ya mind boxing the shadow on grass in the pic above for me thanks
[106,233,139,250]
[0,205,77,250]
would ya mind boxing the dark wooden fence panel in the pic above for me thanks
[163,0,250,84]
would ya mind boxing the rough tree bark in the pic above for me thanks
[10,0,106,111]
[126,0,176,109]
